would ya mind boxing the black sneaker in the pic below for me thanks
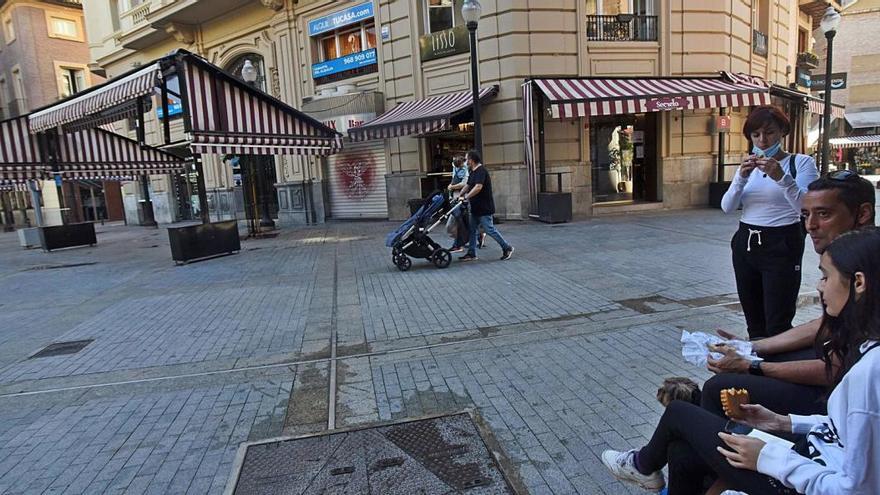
[478,233,486,249]
[500,247,514,260]
[459,254,478,262]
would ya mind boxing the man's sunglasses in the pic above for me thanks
[827,170,858,181]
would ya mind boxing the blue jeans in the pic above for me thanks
[468,214,510,256]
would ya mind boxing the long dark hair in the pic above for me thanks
[814,227,880,386]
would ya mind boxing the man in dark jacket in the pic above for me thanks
[457,150,514,261]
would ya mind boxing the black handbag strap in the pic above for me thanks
[788,154,797,180]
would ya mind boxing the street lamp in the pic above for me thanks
[462,0,483,154]
[819,6,841,173]
[241,59,276,229]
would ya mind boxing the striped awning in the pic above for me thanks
[29,63,163,133]
[55,127,185,175]
[807,98,845,119]
[183,57,342,155]
[348,86,499,141]
[0,116,41,166]
[532,72,771,119]
[829,135,880,149]
[0,180,33,191]
[0,166,47,181]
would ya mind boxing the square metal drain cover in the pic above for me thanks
[29,339,93,359]
[226,411,523,494]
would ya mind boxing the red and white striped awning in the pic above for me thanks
[829,135,880,149]
[348,86,499,141]
[0,116,41,166]
[533,73,771,119]
[183,58,342,155]
[807,98,845,119]
[29,63,162,133]
[0,180,31,191]
[55,127,185,175]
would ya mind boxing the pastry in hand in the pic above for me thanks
[720,388,750,419]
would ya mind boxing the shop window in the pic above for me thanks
[586,0,658,41]
[427,0,454,32]
[312,20,378,85]
[320,34,338,61]
[338,27,363,57]
[59,67,87,98]
[50,17,79,39]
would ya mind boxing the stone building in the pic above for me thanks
[79,0,829,223]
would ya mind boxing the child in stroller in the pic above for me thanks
[385,193,463,271]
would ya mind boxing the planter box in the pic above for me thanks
[167,220,241,264]
[18,228,42,249]
[536,192,572,224]
[40,223,97,251]
[709,182,732,209]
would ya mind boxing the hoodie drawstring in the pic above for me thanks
[747,229,763,252]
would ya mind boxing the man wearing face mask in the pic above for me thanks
[721,106,819,340]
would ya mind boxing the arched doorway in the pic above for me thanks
[223,53,279,231]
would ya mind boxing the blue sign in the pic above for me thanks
[312,48,377,79]
[157,101,183,119]
[309,2,374,37]
[54,173,62,187]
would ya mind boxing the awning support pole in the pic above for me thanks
[537,93,546,193]
[139,174,157,227]
[161,78,171,145]
[28,181,43,227]
[717,107,726,183]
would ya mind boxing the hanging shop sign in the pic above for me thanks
[811,72,847,91]
[312,48,377,79]
[796,67,812,89]
[713,115,732,133]
[308,2,374,37]
[419,25,470,62]
[646,96,690,112]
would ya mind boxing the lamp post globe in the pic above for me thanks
[819,6,840,173]
[462,0,483,154]
[241,59,258,84]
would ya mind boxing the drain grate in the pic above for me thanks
[29,339,94,359]
[228,412,520,494]
[23,262,97,271]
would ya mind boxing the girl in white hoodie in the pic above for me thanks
[601,227,880,495]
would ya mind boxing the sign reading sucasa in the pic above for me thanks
[646,96,690,111]
[811,72,847,91]
[312,48,377,79]
[309,2,374,37]
[419,25,470,62]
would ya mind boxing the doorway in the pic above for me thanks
[590,112,659,204]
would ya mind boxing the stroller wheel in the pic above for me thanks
[431,249,452,269]
[395,255,412,271]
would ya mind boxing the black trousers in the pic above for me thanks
[702,348,827,418]
[731,222,806,339]
[639,401,798,495]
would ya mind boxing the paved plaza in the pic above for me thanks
[0,208,836,494]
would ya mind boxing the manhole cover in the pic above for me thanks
[29,339,94,359]
[23,262,97,271]
[227,411,521,494]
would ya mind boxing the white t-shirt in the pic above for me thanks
[757,340,880,494]
[721,154,819,227]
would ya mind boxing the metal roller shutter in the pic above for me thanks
[326,141,388,219]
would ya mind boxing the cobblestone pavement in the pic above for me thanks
[0,206,839,494]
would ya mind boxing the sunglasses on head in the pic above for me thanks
[828,170,858,181]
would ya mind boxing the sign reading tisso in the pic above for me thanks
[312,48,377,79]
[419,25,470,62]
[308,2,374,37]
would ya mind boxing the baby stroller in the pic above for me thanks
[385,193,463,271]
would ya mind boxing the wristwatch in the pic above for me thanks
[748,360,764,376]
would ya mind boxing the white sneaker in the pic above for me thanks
[600,449,665,491]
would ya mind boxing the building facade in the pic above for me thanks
[0,0,124,228]
[80,0,824,223]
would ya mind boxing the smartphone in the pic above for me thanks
[724,420,752,435]
[723,421,796,449]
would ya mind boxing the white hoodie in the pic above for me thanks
[757,340,880,494]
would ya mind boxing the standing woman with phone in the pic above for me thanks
[721,106,819,339]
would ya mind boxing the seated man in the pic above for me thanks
[702,171,876,417]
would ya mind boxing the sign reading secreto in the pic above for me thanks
[646,96,690,112]
[312,48,377,79]
[308,2,374,37]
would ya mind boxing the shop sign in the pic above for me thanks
[312,48,377,79]
[646,96,690,112]
[796,67,812,89]
[714,115,731,133]
[308,2,374,37]
[321,112,376,134]
[811,72,847,91]
[419,25,470,62]
[381,25,390,40]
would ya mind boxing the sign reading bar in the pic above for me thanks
[811,72,847,91]
[312,48,377,79]
[646,96,690,112]
[419,25,470,62]
[321,112,376,134]
[309,2,374,37]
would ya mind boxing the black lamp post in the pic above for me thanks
[819,6,841,174]
[462,0,483,155]
[241,59,276,229]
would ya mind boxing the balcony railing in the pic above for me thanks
[586,15,658,42]
[753,30,768,57]
[119,2,151,32]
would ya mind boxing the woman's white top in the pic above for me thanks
[757,341,880,494]
[721,154,819,227]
